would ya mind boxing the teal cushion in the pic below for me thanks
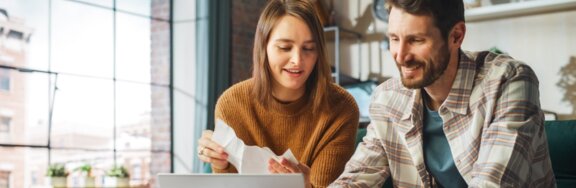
[203,163,212,173]
[558,179,576,188]
[356,128,367,147]
[544,120,576,187]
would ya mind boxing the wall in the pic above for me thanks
[151,0,171,184]
[463,11,576,119]
[0,13,30,188]
[326,0,576,119]
[322,0,395,84]
[230,0,268,84]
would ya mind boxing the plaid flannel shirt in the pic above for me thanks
[330,50,555,188]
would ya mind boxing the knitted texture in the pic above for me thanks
[212,79,359,187]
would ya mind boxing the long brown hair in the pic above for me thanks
[252,0,331,113]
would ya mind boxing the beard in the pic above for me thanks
[398,45,450,89]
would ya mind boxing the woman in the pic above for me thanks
[197,0,359,187]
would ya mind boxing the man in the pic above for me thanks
[329,0,555,187]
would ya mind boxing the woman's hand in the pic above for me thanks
[197,130,229,170]
[268,158,311,188]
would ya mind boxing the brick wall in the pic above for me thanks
[150,0,171,187]
[0,15,30,188]
[230,0,268,84]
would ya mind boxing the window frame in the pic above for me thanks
[0,0,175,187]
[0,69,11,92]
[0,170,11,188]
[0,116,10,134]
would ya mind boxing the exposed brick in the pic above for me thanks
[150,0,171,187]
[230,0,268,84]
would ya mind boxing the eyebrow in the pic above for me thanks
[387,32,430,38]
[273,38,315,44]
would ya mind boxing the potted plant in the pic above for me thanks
[104,165,130,187]
[74,164,95,187]
[46,164,69,188]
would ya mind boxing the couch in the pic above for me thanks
[544,120,576,187]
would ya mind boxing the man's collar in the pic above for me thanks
[442,50,477,115]
[401,90,419,120]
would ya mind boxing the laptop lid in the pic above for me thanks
[157,173,305,188]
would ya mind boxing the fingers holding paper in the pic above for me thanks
[198,130,229,170]
[268,158,300,173]
[268,158,311,188]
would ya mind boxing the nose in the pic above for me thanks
[290,48,303,65]
[393,41,412,64]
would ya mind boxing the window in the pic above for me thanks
[132,163,142,181]
[0,171,9,188]
[0,116,10,133]
[6,30,23,40]
[0,69,9,92]
[4,30,25,51]
[0,0,176,187]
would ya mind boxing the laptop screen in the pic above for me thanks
[157,173,305,188]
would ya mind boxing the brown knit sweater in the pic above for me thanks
[212,79,359,187]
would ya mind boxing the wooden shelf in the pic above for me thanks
[323,26,362,41]
[465,0,576,22]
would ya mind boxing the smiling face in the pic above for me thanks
[266,15,317,98]
[387,7,451,89]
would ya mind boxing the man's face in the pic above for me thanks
[387,7,451,89]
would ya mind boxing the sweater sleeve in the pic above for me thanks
[211,90,240,174]
[211,162,238,173]
[309,103,359,187]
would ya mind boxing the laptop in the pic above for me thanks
[157,173,305,188]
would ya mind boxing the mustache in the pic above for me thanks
[398,60,425,68]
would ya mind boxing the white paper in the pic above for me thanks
[212,119,298,174]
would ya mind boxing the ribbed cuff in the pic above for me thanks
[212,163,238,173]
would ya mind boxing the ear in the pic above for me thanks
[449,22,466,48]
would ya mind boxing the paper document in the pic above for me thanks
[212,119,298,174]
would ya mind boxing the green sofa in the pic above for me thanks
[355,120,576,187]
[544,120,576,187]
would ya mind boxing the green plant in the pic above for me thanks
[46,164,69,177]
[74,164,93,177]
[106,166,129,178]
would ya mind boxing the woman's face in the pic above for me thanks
[266,15,318,98]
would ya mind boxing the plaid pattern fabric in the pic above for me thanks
[330,51,556,188]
